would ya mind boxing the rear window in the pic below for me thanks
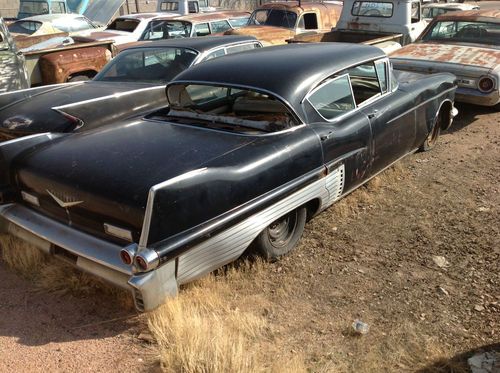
[51,1,66,13]
[8,20,42,35]
[140,20,192,40]
[352,1,394,17]
[106,18,140,33]
[248,9,297,29]
[423,21,500,46]
[160,84,299,134]
[94,47,198,83]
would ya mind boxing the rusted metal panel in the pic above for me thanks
[38,46,112,84]
[391,43,500,69]
[434,9,500,23]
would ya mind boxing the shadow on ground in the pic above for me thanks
[0,260,140,347]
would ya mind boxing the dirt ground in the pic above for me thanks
[0,102,498,372]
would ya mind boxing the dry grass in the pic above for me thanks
[0,234,132,307]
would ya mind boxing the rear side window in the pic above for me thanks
[194,23,210,36]
[375,60,388,93]
[210,20,232,33]
[8,21,42,35]
[106,19,140,33]
[160,2,179,11]
[226,42,260,54]
[52,1,66,13]
[352,1,394,17]
[307,75,356,120]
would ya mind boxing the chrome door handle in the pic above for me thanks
[367,110,379,119]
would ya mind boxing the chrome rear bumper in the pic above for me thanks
[0,204,178,311]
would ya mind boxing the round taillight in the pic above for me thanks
[478,76,494,93]
[135,255,148,271]
[120,249,133,265]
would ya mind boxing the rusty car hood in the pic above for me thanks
[83,0,126,27]
[225,25,294,45]
[391,42,500,71]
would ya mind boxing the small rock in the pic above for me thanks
[357,269,366,274]
[352,320,369,335]
[137,331,155,343]
[332,226,338,232]
[477,207,490,212]
[437,286,449,296]
[416,158,429,163]
[474,305,485,312]
[433,256,450,268]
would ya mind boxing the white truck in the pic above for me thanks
[290,0,428,52]
[157,0,216,14]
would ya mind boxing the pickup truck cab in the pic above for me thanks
[157,0,216,14]
[225,1,342,45]
[290,0,428,50]
[0,18,30,93]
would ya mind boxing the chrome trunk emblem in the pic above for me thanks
[46,190,84,208]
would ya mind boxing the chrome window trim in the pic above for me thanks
[305,73,358,123]
[166,79,306,126]
[196,41,263,63]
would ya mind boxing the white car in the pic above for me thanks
[8,13,101,37]
[422,3,480,20]
[83,13,175,45]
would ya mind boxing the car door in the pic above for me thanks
[304,73,373,194]
[355,59,417,174]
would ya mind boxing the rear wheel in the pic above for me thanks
[254,207,307,261]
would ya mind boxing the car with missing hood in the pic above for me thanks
[0,36,262,141]
[0,43,457,311]
[391,9,500,107]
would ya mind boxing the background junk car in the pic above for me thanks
[225,1,342,45]
[0,36,262,141]
[391,9,500,107]
[138,11,251,42]
[0,44,457,311]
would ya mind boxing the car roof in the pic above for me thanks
[171,43,385,120]
[116,13,164,20]
[123,35,259,53]
[18,13,87,22]
[435,9,500,22]
[154,10,250,22]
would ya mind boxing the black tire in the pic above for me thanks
[68,75,90,82]
[254,207,307,261]
[419,113,442,152]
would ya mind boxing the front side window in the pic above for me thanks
[248,9,298,29]
[308,75,356,120]
[94,47,198,83]
[140,20,192,40]
[352,1,394,17]
[162,84,299,133]
[423,21,500,46]
[229,17,249,28]
[194,22,210,36]
[297,13,318,30]
[106,18,140,33]
[210,20,232,33]
[411,2,421,23]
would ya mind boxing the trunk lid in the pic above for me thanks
[13,120,256,243]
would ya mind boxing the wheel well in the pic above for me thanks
[304,199,321,221]
[438,101,453,131]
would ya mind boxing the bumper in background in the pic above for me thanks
[455,87,500,107]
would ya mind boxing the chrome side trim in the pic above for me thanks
[175,165,344,284]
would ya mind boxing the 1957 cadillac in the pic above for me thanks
[0,43,457,311]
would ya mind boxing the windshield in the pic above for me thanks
[140,20,193,40]
[248,9,297,29]
[422,21,500,46]
[157,84,299,134]
[94,47,198,83]
[106,18,140,33]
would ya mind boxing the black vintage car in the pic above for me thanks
[0,35,261,141]
[0,43,457,311]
